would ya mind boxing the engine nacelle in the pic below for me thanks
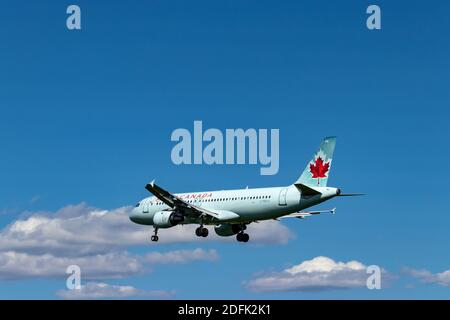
[214,224,244,237]
[152,211,184,228]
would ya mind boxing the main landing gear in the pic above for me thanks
[151,227,159,242]
[195,226,209,237]
[236,232,250,243]
[236,224,249,242]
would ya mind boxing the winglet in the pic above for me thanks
[145,180,156,192]
[146,179,155,188]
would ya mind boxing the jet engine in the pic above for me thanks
[152,211,184,228]
[214,224,244,237]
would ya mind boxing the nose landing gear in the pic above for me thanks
[151,227,159,242]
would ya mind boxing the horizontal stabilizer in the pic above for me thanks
[281,208,336,220]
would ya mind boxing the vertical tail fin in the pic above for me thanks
[295,137,336,187]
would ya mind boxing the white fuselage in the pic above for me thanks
[130,185,339,226]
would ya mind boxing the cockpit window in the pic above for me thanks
[135,202,140,207]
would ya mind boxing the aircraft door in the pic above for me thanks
[278,188,288,206]
[143,199,149,213]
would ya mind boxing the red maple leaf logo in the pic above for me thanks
[309,156,330,184]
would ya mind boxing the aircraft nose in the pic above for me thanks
[129,207,140,223]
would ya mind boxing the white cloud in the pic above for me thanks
[57,282,174,300]
[244,256,378,292]
[0,204,146,256]
[144,248,219,264]
[0,251,141,280]
[0,202,291,282]
[285,256,366,274]
[0,203,292,257]
[155,221,293,245]
[403,267,450,286]
[0,249,218,280]
[245,221,293,245]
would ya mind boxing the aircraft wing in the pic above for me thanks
[145,180,221,219]
[279,208,336,220]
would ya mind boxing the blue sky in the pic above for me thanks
[0,1,449,299]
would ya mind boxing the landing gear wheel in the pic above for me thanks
[236,232,249,242]
[196,227,209,237]
[151,227,159,242]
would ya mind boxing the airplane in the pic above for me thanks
[129,137,362,242]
